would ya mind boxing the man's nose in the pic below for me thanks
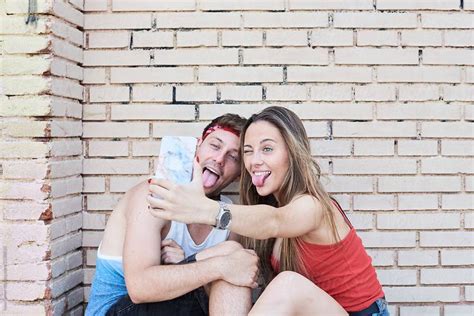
[214,151,226,164]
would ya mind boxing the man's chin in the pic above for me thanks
[204,186,221,198]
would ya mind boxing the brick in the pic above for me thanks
[67,287,84,311]
[366,250,395,266]
[132,85,173,102]
[444,85,474,101]
[51,19,83,46]
[50,121,82,137]
[358,232,416,247]
[1,56,50,75]
[51,196,82,218]
[354,85,396,101]
[51,38,82,63]
[398,250,438,266]
[357,30,398,47]
[467,176,474,192]
[111,104,195,121]
[176,86,217,102]
[384,286,460,302]
[83,122,149,138]
[51,58,83,81]
[354,140,394,156]
[445,30,474,47]
[442,140,474,156]
[132,31,173,48]
[199,0,284,10]
[310,84,352,101]
[111,67,194,83]
[51,233,80,261]
[377,269,416,286]
[334,13,417,29]
[199,104,277,120]
[84,0,107,11]
[378,213,460,229]
[243,12,327,28]
[132,141,160,156]
[466,104,474,120]
[422,268,473,284]
[89,86,129,103]
[6,262,50,281]
[377,0,459,10]
[177,31,218,47]
[49,160,82,179]
[83,159,148,175]
[377,104,461,120]
[5,0,51,13]
[83,105,106,121]
[6,282,48,301]
[51,78,83,100]
[400,30,443,47]
[219,85,262,101]
[51,177,82,198]
[400,306,440,315]
[422,122,474,138]
[377,66,461,83]
[0,141,49,159]
[442,194,473,209]
[336,48,418,65]
[83,177,106,193]
[112,0,195,11]
[88,31,129,48]
[290,103,373,120]
[467,286,474,301]
[83,50,150,66]
[288,66,372,83]
[2,201,50,221]
[221,31,263,47]
[467,0,474,10]
[398,84,440,101]
[2,161,49,180]
[311,29,353,47]
[86,249,98,266]
[322,176,373,193]
[422,13,474,29]
[199,67,283,83]
[50,270,83,298]
[420,232,473,247]
[3,120,48,138]
[333,122,417,138]
[311,140,351,157]
[0,96,51,117]
[156,13,240,29]
[88,141,129,157]
[86,195,122,211]
[266,30,308,46]
[445,306,474,316]
[83,68,106,84]
[466,67,474,83]
[152,122,207,137]
[353,195,395,211]
[110,176,146,192]
[3,35,49,54]
[379,176,461,193]
[398,140,438,156]
[441,250,474,265]
[265,85,307,101]
[424,48,474,65]
[3,76,50,96]
[154,48,238,66]
[398,194,439,210]
[422,157,474,174]
[333,158,417,175]
[84,13,152,30]
[347,213,373,229]
[53,0,83,26]
[290,0,373,10]
[245,48,328,65]
[1,16,48,34]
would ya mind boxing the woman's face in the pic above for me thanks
[243,120,290,200]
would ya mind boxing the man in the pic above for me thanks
[86,113,258,316]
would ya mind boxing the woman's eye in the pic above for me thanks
[243,150,253,155]
[263,147,273,152]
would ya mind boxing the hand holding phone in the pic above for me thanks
[155,136,198,184]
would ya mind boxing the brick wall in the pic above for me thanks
[1,0,473,315]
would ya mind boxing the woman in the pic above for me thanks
[148,106,388,316]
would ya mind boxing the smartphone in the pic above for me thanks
[155,136,198,184]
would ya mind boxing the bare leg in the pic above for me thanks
[249,271,348,316]
[209,280,251,316]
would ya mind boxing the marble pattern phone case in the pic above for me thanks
[155,136,198,184]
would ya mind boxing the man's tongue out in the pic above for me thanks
[202,169,219,188]
[252,172,270,187]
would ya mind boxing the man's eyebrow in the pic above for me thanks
[209,136,223,143]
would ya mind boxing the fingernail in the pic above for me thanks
[147,178,152,183]
[196,156,200,163]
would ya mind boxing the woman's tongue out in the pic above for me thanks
[202,168,219,188]
[252,172,270,187]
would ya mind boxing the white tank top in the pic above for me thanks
[163,195,232,257]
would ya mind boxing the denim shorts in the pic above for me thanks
[373,297,389,316]
[349,297,389,316]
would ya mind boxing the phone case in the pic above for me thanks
[155,136,198,184]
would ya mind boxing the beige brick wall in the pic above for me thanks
[2,0,473,315]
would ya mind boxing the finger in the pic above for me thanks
[191,159,203,184]
[162,239,179,248]
[149,177,175,190]
[146,194,169,210]
[149,184,172,200]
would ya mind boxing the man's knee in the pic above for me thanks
[220,240,243,252]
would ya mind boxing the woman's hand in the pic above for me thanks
[147,160,218,225]
[161,239,185,264]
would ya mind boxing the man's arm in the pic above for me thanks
[122,182,257,304]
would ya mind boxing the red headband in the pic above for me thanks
[202,124,240,141]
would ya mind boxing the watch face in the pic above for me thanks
[220,212,231,228]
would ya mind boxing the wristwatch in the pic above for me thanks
[214,201,232,230]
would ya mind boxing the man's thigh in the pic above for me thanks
[106,288,208,316]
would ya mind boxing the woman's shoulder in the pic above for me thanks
[289,194,323,214]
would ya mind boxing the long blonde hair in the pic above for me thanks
[239,106,340,286]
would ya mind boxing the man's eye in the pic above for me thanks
[210,143,219,149]
[228,154,238,162]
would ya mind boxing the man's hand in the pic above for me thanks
[218,249,260,289]
[161,239,185,264]
[147,160,217,226]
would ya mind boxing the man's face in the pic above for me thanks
[196,129,241,198]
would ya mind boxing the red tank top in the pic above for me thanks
[271,202,384,312]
